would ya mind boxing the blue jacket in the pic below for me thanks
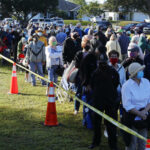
[118,34,130,54]
[144,53,150,81]
[74,27,82,38]
[56,32,67,44]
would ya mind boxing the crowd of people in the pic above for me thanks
[1,20,150,150]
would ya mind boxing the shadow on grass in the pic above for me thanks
[0,72,10,75]
[19,93,46,97]
[0,106,92,150]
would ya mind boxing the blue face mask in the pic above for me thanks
[137,71,144,79]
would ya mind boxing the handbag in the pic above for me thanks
[67,67,78,83]
[62,60,75,81]
[55,58,64,76]
[22,58,28,67]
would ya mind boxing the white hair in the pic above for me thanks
[131,35,139,43]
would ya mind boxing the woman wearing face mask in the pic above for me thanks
[106,34,122,61]
[122,62,150,150]
[37,28,48,47]
[23,37,33,82]
[108,50,126,105]
[73,35,91,115]
[45,36,63,94]
[128,35,144,60]
[108,50,126,125]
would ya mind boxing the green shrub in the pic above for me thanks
[64,20,93,26]
[117,21,140,26]
[64,20,140,27]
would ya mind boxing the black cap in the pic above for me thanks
[128,46,139,52]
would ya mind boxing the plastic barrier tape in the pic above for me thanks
[0,54,147,142]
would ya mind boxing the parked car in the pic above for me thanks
[122,23,137,31]
[2,18,14,24]
[44,18,52,26]
[90,16,102,23]
[56,20,64,27]
[29,18,39,24]
[96,21,112,30]
[143,24,150,34]
[134,22,148,31]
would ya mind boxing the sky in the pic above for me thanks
[85,0,105,4]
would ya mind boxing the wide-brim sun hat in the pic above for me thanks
[128,62,145,78]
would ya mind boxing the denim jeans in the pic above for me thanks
[47,65,58,85]
[126,127,147,150]
[29,62,46,86]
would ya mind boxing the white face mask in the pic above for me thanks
[37,32,42,36]
[46,30,50,34]
[12,28,16,31]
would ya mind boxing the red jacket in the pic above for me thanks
[0,45,7,53]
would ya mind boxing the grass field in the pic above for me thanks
[0,62,125,150]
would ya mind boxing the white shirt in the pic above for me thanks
[122,78,150,111]
[45,46,63,68]
[109,63,126,92]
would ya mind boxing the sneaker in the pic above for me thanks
[32,83,36,86]
[88,143,99,149]
[104,129,108,138]
[69,97,73,102]
[42,83,47,86]
[74,110,78,115]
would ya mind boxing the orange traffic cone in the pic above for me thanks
[9,63,18,94]
[145,139,150,150]
[44,82,58,126]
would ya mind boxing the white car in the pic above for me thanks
[2,18,14,24]
[90,16,102,23]
[56,20,64,27]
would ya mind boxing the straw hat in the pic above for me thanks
[128,62,145,78]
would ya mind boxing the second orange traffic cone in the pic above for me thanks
[9,63,18,94]
[44,82,58,126]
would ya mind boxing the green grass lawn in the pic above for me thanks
[0,63,125,150]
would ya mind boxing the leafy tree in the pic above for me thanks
[0,0,58,21]
[87,2,104,16]
[68,0,86,5]
[77,1,103,18]
[104,0,150,17]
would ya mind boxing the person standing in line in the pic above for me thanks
[117,29,130,60]
[106,34,122,61]
[56,27,67,45]
[89,54,119,150]
[122,62,150,150]
[73,35,91,115]
[26,34,46,86]
[62,32,81,68]
[45,36,63,94]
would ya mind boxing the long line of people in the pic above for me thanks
[1,21,150,150]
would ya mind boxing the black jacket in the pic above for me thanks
[96,31,107,46]
[62,37,81,64]
[91,64,119,109]
[90,37,103,52]
[144,53,150,81]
